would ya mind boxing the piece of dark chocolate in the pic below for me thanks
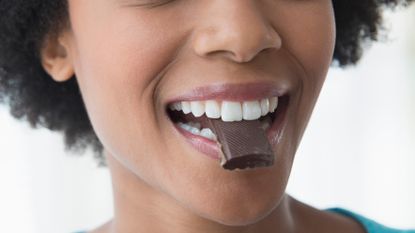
[207,119,275,170]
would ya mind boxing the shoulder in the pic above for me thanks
[289,197,413,233]
[290,198,366,233]
[326,207,415,233]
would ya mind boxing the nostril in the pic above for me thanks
[204,37,281,63]
[205,50,235,60]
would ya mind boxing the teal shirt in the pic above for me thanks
[74,207,415,233]
[327,208,415,233]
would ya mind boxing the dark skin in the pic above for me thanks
[41,0,367,232]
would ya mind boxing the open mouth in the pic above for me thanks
[166,96,289,142]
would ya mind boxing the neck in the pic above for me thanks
[106,152,297,233]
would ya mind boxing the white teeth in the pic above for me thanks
[181,101,191,114]
[188,122,201,129]
[200,128,217,140]
[178,122,199,133]
[190,127,200,135]
[178,122,192,131]
[190,101,205,117]
[269,97,278,113]
[205,100,221,119]
[169,97,279,121]
[242,101,262,120]
[178,122,217,140]
[260,98,270,116]
[221,101,243,122]
[169,102,181,111]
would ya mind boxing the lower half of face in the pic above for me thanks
[67,0,335,225]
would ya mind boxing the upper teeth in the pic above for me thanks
[169,97,278,122]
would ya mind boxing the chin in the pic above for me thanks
[201,200,278,226]
[182,189,284,227]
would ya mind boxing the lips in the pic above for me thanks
[165,82,287,103]
[164,82,290,162]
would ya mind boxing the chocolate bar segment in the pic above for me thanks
[207,119,275,170]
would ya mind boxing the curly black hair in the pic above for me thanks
[0,0,413,166]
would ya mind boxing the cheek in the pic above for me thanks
[278,3,336,83]
[67,3,190,176]
[270,2,336,146]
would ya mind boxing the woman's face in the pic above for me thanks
[62,0,335,225]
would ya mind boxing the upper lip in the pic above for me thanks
[165,81,290,106]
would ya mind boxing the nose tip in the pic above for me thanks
[192,12,282,63]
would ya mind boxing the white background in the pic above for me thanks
[0,5,414,233]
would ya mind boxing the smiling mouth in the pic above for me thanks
[163,81,290,170]
[166,94,289,169]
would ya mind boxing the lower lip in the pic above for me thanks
[174,126,222,160]
[170,106,288,162]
